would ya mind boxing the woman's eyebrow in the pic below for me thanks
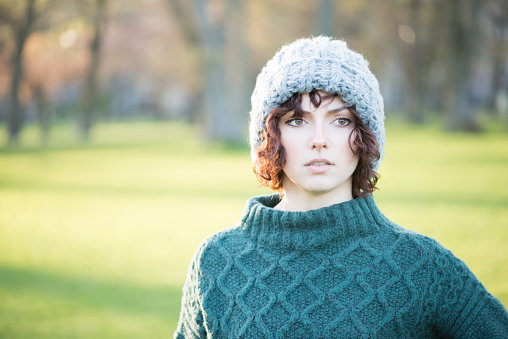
[299,106,349,115]
[328,106,349,114]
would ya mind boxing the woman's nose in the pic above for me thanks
[310,125,328,149]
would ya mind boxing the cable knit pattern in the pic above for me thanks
[249,36,385,171]
[175,195,508,338]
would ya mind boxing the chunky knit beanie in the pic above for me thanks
[249,36,385,171]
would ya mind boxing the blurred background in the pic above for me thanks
[0,0,507,337]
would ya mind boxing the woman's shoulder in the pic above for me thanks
[381,220,470,270]
[201,223,247,249]
[188,224,250,270]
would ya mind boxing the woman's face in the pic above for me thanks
[278,92,358,204]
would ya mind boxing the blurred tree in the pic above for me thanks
[484,0,508,113]
[166,0,251,144]
[0,0,85,145]
[445,0,481,131]
[315,0,335,36]
[0,0,504,144]
[0,0,36,145]
[79,0,108,141]
[32,82,50,144]
[397,0,424,123]
[421,0,448,112]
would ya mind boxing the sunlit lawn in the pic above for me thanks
[0,119,507,338]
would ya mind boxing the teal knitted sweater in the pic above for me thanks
[175,195,508,338]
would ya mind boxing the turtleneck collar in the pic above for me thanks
[240,194,390,250]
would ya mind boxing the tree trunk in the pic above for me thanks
[400,0,424,124]
[168,0,250,145]
[489,23,507,112]
[34,84,50,145]
[220,0,251,143]
[446,0,480,131]
[79,0,107,141]
[315,0,335,36]
[7,0,35,145]
[201,26,229,141]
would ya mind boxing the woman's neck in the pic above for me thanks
[274,188,354,212]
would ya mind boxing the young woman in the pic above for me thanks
[175,37,508,338]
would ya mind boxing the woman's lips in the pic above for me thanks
[305,160,333,174]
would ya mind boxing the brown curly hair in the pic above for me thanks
[254,91,380,199]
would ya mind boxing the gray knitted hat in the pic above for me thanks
[249,36,385,171]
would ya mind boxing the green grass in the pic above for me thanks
[0,120,507,338]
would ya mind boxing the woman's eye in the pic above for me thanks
[286,119,305,127]
[334,117,351,127]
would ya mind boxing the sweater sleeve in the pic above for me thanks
[174,245,208,339]
[457,295,508,339]
[427,241,508,338]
